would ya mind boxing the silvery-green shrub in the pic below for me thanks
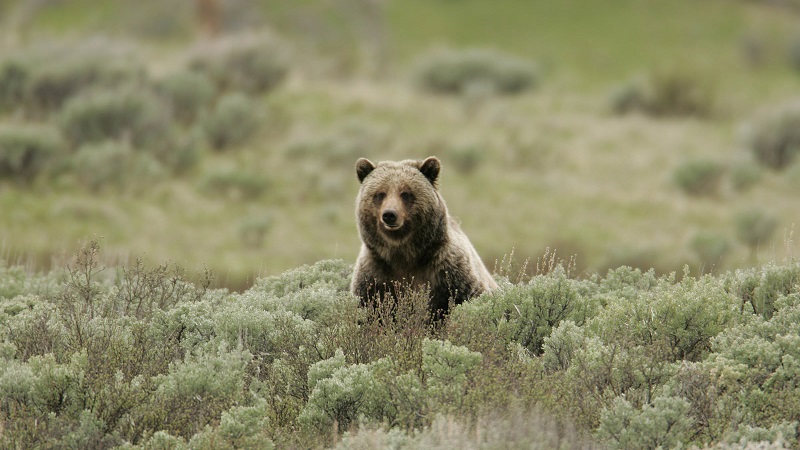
[413,48,538,96]
[188,34,288,95]
[744,101,800,170]
[0,124,63,182]
[59,87,172,151]
[597,395,694,450]
[187,400,275,450]
[156,70,216,125]
[422,338,481,414]
[201,92,261,150]
[300,356,393,431]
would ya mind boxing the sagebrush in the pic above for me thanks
[1,243,798,448]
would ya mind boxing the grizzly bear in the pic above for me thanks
[350,156,497,316]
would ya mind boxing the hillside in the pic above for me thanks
[1,0,799,289]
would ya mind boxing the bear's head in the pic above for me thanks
[354,156,447,255]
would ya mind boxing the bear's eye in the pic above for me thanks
[373,192,386,203]
[400,192,415,203]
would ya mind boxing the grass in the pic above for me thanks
[24,0,120,35]
[389,0,787,89]
[1,0,799,288]
[2,82,800,285]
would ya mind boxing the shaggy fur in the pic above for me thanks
[350,156,497,316]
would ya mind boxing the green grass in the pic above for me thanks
[389,0,791,91]
[26,0,121,34]
[1,0,800,287]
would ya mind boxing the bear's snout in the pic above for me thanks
[381,210,400,228]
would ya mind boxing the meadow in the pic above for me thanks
[0,0,799,287]
[1,0,800,446]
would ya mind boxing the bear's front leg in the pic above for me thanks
[351,254,392,307]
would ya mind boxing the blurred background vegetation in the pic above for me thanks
[1,0,799,289]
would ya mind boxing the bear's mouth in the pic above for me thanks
[379,221,408,239]
[383,222,402,230]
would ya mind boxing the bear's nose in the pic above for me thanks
[382,210,399,226]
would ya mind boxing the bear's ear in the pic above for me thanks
[419,156,440,185]
[356,158,376,183]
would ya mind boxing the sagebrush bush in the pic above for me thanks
[149,345,252,440]
[546,267,740,430]
[611,70,713,117]
[744,101,800,170]
[201,92,261,150]
[673,159,725,196]
[722,422,799,449]
[413,48,538,96]
[0,263,30,300]
[647,71,713,117]
[609,78,647,115]
[59,88,198,175]
[70,141,166,192]
[734,208,778,259]
[59,87,172,150]
[155,129,202,175]
[702,283,800,444]
[187,400,276,449]
[155,70,216,125]
[690,231,732,270]
[597,394,694,449]
[188,34,288,95]
[249,259,352,300]
[335,407,598,450]
[0,58,28,112]
[27,58,144,117]
[300,354,393,432]
[591,270,738,362]
[128,431,187,450]
[300,338,484,434]
[448,264,591,355]
[0,124,64,182]
[1,243,214,447]
[0,39,145,117]
[2,242,799,449]
[725,262,800,319]
[422,338,482,414]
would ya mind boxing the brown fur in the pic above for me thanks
[350,156,497,316]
